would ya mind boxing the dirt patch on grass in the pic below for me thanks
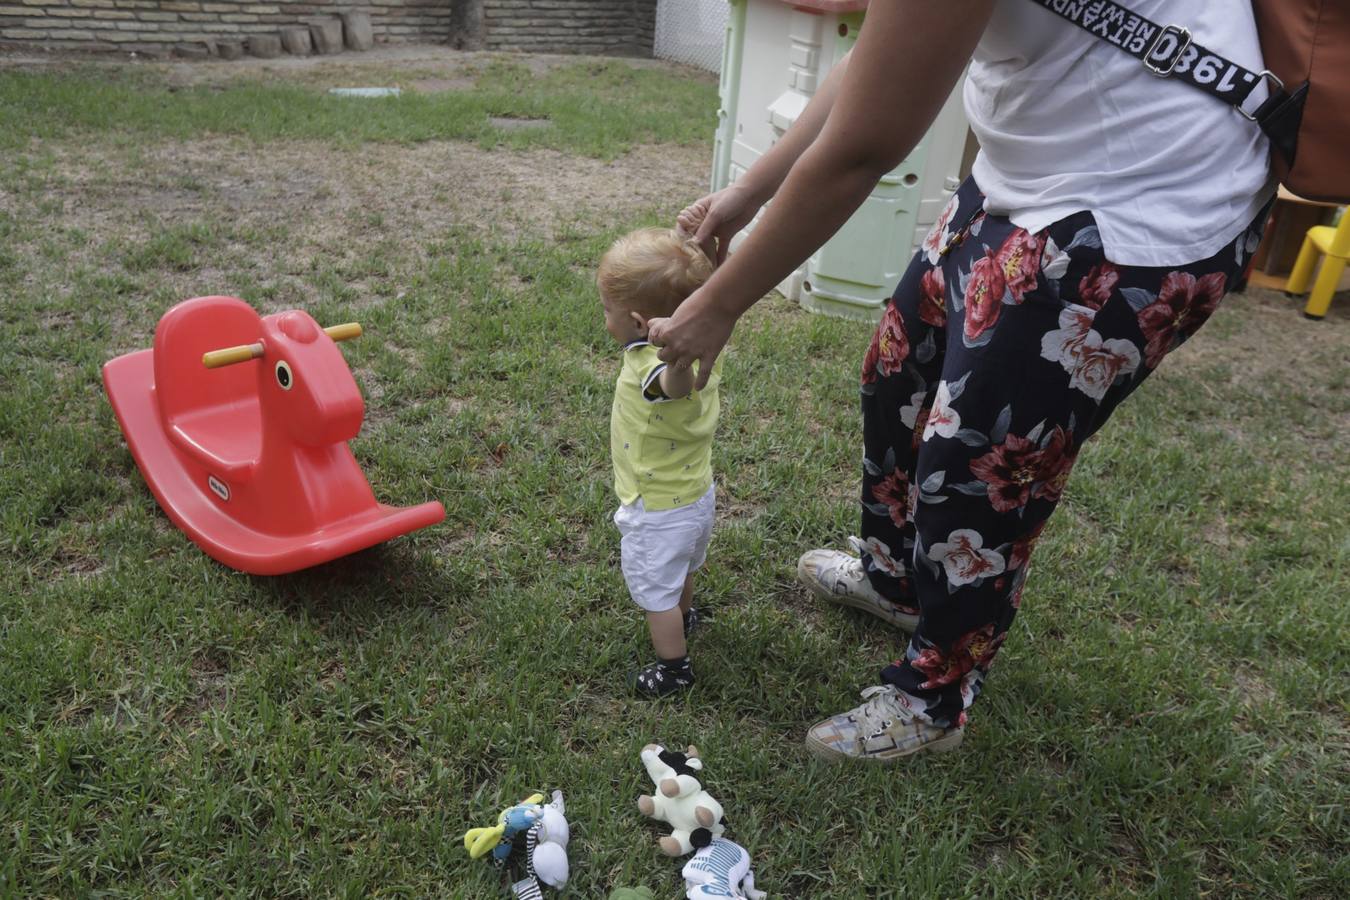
[411,76,477,94]
[0,44,700,88]
[29,136,705,245]
[1160,289,1349,419]
[188,652,230,715]
[488,115,550,131]
[1231,665,1279,707]
[6,135,709,337]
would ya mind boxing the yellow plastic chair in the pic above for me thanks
[1285,210,1350,318]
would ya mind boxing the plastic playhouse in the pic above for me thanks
[711,0,973,320]
[103,296,444,575]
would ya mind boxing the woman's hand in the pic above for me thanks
[646,287,737,392]
[676,184,763,266]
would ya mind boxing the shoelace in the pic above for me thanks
[856,685,915,738]
[842,536,870,580]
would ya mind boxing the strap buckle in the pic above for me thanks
[1238,69,1286,121]
[1144,24,1192,77]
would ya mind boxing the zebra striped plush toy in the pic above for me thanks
[682,838,766,900]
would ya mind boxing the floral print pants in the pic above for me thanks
[859,177,1268,729]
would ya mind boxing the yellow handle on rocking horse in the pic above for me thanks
[201,322,363,369]
[323,322,362,342]
[202,342,264,369]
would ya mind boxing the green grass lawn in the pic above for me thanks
[0,53,1346,898]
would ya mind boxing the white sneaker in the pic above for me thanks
[805,685,963,763]
[796,538,919,631]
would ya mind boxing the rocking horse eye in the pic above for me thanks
[275,360,294,391]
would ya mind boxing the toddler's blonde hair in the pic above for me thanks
[597,227,714,319]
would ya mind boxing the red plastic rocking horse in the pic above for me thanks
[103,296,445,575]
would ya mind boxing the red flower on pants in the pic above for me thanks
[1034,426,1077,504]
[862,301,910,384]
[968,426,1077,513]
[994,228,1044,302]
[963,249,1007,343]
[919,267,947,327]
[1078,262,1120,310]
[1009,520,1048,571]
[911,407,929,453]
[968,432,1044,512]
[894,577,919,615]
[911,646,966,690]
[861,334,879,386]
[911,624,1006,690]
[957,623,1004,668]
[1137,271,1226,368]
[870,469,913,530]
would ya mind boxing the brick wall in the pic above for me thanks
[0,1,458,54]
[0,0,660,57]
[481,0,656,56]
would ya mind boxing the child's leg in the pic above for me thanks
[677,572,702,637]
[623,487,713,698]
[646,607,687,660]
[677,485,714,637]
[635,605,694,697]
[678,573,694,616]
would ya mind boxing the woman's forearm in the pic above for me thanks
[646,1,995,386]
[692,0,995,319]
[699,149,885,320]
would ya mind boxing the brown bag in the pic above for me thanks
[1252,0,1350,203]
[1031,0,1350,204]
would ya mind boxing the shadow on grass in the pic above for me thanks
[242,542,460,626]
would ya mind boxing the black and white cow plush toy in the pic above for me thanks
[636,744,726,856]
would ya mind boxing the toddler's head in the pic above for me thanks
[597,227,713,343]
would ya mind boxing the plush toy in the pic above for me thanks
[464,791,570,892]
[464,792,545,862]
[682,838,766,900]
[637,743,726,856]
[523,791,570,888]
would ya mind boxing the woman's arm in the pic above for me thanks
[678,48,855,262]
[652,0,996,388]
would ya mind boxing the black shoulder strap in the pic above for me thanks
[1025,0,1301,160]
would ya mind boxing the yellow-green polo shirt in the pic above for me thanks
[610,341,721,510]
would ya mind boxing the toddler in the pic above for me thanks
[598,227,720,698]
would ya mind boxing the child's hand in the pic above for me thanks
[675,197,711,240]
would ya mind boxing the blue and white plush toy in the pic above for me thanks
[681,838,766,899]
[464,790,570,895]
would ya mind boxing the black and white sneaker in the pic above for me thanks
[683,606,702,637]
[630,656,694,699]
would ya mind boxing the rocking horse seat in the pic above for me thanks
[167,400,261,483]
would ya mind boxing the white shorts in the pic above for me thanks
[613,484,715,613]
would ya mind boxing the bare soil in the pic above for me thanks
[6,134,710,332]
[28,136,707,242]
[0,43,707,90]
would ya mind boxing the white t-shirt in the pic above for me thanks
[965,0,1275,267]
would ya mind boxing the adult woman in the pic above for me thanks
[648,0,1273,762]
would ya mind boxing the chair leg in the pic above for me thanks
[1304,256,1345,319]
[1285,235,1320,294]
